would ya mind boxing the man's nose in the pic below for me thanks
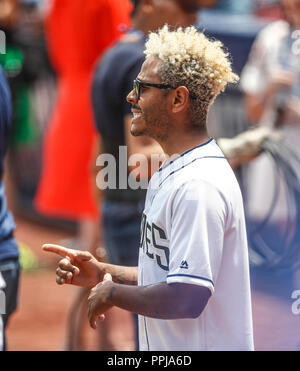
[126,89,137,104]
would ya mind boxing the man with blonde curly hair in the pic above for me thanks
[43,26,254,351]
[130,25,239,137]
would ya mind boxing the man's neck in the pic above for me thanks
[158,131,210,158]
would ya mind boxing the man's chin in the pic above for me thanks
[130,125,144,137]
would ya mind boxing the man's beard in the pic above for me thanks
[133,108,172,142]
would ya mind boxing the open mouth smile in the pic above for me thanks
[133,112,142,119]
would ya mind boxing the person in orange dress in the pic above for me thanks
[35,0,131,250]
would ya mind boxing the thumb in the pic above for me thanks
[90,313,106,329]
[103,273,112,282]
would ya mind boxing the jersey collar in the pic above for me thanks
[159,137,215,172]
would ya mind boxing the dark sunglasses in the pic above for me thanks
[133,78,174,100]
[133,78,197,100]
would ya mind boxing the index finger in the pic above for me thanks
[42,244,76,259]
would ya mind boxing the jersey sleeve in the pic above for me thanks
[166,180,228,295]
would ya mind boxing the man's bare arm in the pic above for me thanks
[42,244,138,287]
[98,262,138,286]
[88,279,211,328]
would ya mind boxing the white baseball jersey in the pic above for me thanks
[138,138,254,351]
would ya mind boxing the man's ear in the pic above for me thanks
[171,86,190,113]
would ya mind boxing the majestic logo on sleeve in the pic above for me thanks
[140,213,170,271]
[180,260,189,269]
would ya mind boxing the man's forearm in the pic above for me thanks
[97,262,138,286]
[107,282,210,319]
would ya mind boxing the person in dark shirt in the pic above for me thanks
[0,66,20,351]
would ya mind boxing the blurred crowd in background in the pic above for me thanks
[1,0,294,250]
[1,0,300,351]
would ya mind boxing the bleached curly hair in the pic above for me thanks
[144,25,239,128]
